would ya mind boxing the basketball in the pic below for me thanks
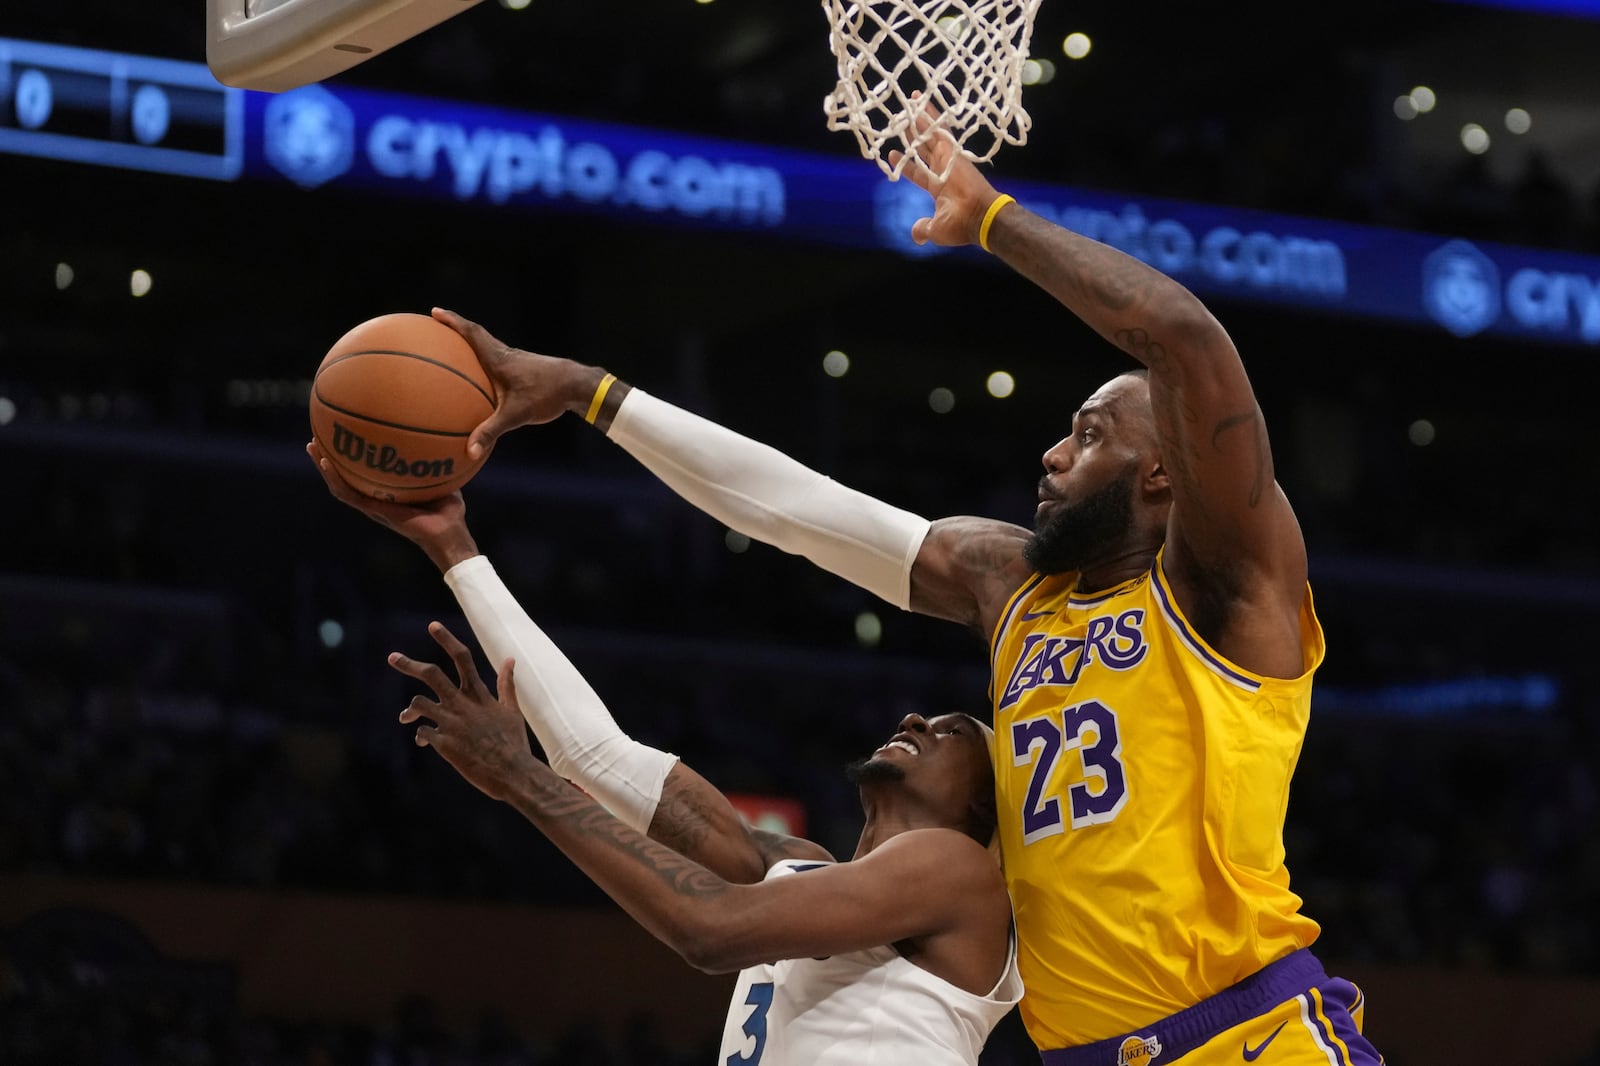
[309,312,496,503]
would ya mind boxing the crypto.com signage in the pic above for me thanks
[5,34,1600,348]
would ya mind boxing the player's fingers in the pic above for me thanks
[413,723,439,748]
[907,89,943,132]
[428,622,481,690]
[398,694,439,724]
[911,217,932,245]
[306,441,366,504]
[889,149,933,193]
[466,413,509,461]
[387,651,454,696]
[495,658,518,710]
[435,307,507,364]
[432,307,480,342]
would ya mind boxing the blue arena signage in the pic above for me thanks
[254,81,790,229]
[1439,0,1600,16]
[5,35,1600,348]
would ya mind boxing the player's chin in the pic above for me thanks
[844,755,907,785]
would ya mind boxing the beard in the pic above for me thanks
[844,756,906,785]
[1023,468,1136,575]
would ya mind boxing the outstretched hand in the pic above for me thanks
[886,94,1002,248]
[306,440,475,571]
[431,308,591,461]
[389,621,534,802]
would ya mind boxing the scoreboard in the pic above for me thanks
[0,38,241,181]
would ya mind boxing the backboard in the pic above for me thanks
[206,0,485,93]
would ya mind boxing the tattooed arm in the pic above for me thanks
[909,517,1035,641]
[393,622,827,890]
[388,626,1004,976]
[647,759,832,882]
[896,128,1309,676]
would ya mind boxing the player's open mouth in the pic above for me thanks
[879,739,918,756]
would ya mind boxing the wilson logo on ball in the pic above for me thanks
[331,421,456,480]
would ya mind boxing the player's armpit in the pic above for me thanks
[909,516,1033,636]
[647,764,828,885]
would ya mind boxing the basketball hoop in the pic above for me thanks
[822,0,1043,181]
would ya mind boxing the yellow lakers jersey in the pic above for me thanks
[989,549,1324,1048]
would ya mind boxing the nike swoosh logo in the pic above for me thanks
[1019,607,1055,621]
[1242,1021,1288,1062]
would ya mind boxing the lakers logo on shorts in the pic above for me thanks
[1117,1035,1162,1065]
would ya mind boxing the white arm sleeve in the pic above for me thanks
[442,555,677,834]
[606,389,932,610]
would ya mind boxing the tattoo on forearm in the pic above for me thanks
[535,785,729,900]
[1009,215,1160,316]
[650,780,716,856]
[1084,256,1154,313]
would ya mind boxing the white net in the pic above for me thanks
[822,0,1043,181]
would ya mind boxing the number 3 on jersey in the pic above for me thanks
[726,981,774,1065]
[1011,699,1128,842]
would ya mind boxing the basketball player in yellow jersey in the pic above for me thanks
[435,124,1385,1066]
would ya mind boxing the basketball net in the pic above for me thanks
[822,0,1043,181]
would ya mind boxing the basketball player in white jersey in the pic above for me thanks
[308,443,1022,1066]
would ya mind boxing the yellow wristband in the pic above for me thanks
[978,193,1016,253]
[584,373,618,424]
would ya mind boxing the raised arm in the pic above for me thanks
[308,445,814,882]
[435,309,1032,636]
[439,561,827,882]
[894,127,1309,671]
[390,628,1005,985]
[982,206,1303,597]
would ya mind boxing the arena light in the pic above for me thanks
[928,387,955,413]
[1062,32,1091,59]
[822,349,850,377]
[986,370,1016,398]
[1022,58,1056,85]
[854,611,883,647]
[1505,107,1532,134]
[1460,123,1490,154]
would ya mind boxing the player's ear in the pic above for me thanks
[1144,457,1171,496]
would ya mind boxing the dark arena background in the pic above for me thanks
[3,1,1599,1063]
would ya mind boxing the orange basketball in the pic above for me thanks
[309,312,496,503]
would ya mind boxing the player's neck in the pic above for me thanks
[1072,546,1156,594]
[851,797,946,859]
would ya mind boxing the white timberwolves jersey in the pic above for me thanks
[717,859,1022,1066]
